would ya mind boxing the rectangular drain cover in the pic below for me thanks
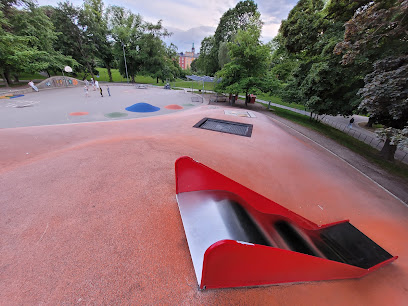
[193,118,253,137]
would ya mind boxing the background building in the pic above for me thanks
[179,43,199,70]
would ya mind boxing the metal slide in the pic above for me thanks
[175,156,397,290]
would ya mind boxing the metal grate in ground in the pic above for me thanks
[193,118,253,137]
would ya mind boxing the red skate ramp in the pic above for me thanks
[0,106,407,304]
[175,156,397,289]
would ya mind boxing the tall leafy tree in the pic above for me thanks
[218,41,230,69]
[280,0,326,54]
[82,0,114,81]
[108,5,143,82]
[335,0,408,159]
[216,25,270,106]
[138,20,172,82]
[108,6,171,83]
[278,0,369,117]
[50,1,95,77]
[0,0,76,85]
[152,43,182,83]
[196,0,261,75]
[195,36,217,75]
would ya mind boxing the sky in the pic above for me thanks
[36,0,299,53]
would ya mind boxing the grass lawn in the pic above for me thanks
[172,80,215,91]
[3,69,218,91]
[258,102,408,181]
[255,93,306,111]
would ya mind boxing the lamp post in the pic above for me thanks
[121,41,129,84]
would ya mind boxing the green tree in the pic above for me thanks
[50,1,95,77]
[0,0,77,85]
[138,21,172,82]
[279,0,326,54]
[334,0,408,160]
[108,6,171,83]
[195,35,218,75]
[334,0,407,65]
[216,26,270,106]
[82,0,114,81]
[269,35,298,83]
[358,56,408,160]
[218,41,230,69]
[108,5,143,82]
[278,0,369,117]
[190,58,198,73]
[196,0,261,75]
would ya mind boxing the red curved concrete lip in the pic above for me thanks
[165,104,183,110]
[69,111,89,116]
[1,106,407,304]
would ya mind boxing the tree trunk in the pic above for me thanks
[367,116,374,128]
[157,76,159,83]
[2,70,12,86]
[131,75,135,83]
[245,92,248,107]
[86,63,94,79]
[46,70,51,78]
[380,138,397,161]
[14,75,19,83]
[106,63,113,82]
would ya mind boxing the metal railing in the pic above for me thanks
[262,99,408,163]
[320,117,408,163]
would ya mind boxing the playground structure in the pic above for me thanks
[36,76,83,89]
[0,76,84,97]
[176,156,397,289]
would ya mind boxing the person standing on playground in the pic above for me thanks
[84,85,89,97]
[107,85,111,97]
[28,80,39,92]
[91,78,96,91]
[99,86,103,97]
[349,117,355,128]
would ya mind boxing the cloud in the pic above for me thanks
[256,0,297,41]
[119,0,236,29]
[257,0,298,20]
[261,22,281,44]
[36,0,297,52]
[164,26,216,52]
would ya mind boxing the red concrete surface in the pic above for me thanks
[69,112,89,116]
[165,104,184,110]
[1,106,407,304]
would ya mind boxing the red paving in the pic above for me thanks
[1,106,407,304]
[69,112,89,116]
[165,104,184,109]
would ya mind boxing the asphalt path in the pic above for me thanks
[256,98,408,164]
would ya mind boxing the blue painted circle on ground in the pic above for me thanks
[10,95,24,99]
[125,103,160,113]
